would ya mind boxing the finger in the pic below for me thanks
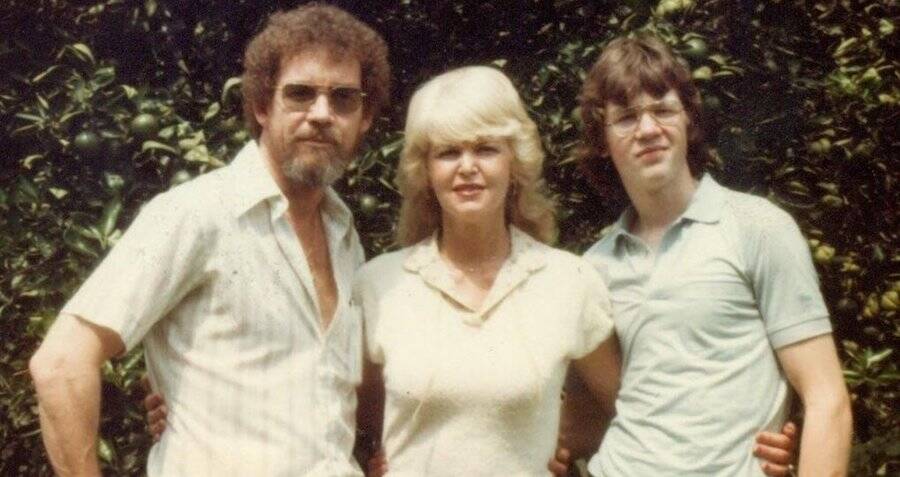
[754,443,791,465]
[555,447,570,463]
[147,405,168,425]
[140,374,152,394]
[144,392,163,412]
[756,431,794,453]
[760,461,790,477]
[547,458,568,476]
[782,421,798,439]
[149,420,166,441]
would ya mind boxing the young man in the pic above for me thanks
[29,4,390,476]
[568,35,852,476]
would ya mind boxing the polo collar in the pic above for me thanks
[680,174,724,224]
[607,174,722,252]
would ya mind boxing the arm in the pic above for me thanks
[776,334,852,477]
[568,335,621,453]
[355,358,386,476]
[550,336,621,476]
[29,314,125,477]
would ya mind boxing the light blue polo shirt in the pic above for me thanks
[584,175,832,476]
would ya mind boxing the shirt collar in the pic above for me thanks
[229,141,285,217]
[679,173,723,224]
[228,141,355,241]
[403,225,546,274]
[402,225,547,323]
[606,173,722,251]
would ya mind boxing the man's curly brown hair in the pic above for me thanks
[577,34,711,206]
[241,3,391,138]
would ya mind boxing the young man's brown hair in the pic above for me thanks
[577,34,711,204]
[241,3,391,138]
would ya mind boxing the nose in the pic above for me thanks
[458,151,478,175]
[306,93,334,125]
[633,111,662,139]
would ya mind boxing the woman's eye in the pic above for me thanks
[435,148,458,159]
[475,145,499,155]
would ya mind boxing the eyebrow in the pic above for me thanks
[282,82,361,87]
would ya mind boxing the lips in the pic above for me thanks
[299,138,336,146]
[452,184,485,196]
[636,145,667,158]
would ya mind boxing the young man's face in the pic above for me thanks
[602,89,692,195]
[255,46,372,188]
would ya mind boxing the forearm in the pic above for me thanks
[559,368,612,459]
[797,396,853,477]
[775,334,853,477]
[30,315,118,477]
[33,363,103,476]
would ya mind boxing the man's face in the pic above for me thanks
[255,46,372,188]
[602,89,691,194]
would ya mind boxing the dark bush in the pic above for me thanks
[1,1,896,475]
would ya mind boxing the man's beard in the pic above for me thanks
[281,144,349,188]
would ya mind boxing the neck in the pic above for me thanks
[626,175,699,233]
[439,215,511,271]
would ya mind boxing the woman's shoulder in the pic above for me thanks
[357,247,414,281]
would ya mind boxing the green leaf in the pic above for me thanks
[141,140,178,154]
[221,77,242,104]
[203,102,221,121]
[30,65,61,83]
[866,348,893,367]
[21,154,43,169]
[100,198,123,238]
[121,84,138,98]
[15,113,44,123]
[832,38,858,58]
[92,66,116,88]
[97,438,115,464]
[63,228,99,258]
[68,43,95,64]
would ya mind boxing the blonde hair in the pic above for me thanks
[395,66,557,246]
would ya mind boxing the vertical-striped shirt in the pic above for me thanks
[62,142,366,476]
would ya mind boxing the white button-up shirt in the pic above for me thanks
[63,142,365,476]
[354,227,614,476]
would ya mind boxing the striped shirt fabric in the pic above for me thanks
[62,142,366,476]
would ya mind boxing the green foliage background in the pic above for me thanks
[1,0,897,474]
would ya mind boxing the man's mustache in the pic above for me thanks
[295,130,338,144]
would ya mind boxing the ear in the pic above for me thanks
[359,109,374,135]
[254,102,270,131]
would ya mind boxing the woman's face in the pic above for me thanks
[426,136,514,228]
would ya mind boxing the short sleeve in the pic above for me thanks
[61,191,211,352]
[745,203,832,349]
[352,268,384,365]
[570,260,616,359]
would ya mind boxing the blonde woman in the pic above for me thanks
[353,66,621,476]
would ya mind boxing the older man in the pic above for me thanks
[29,4,389,476]
[566,35,852,476]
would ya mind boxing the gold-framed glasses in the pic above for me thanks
[598,99,684,137]
[280,83,366,115]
